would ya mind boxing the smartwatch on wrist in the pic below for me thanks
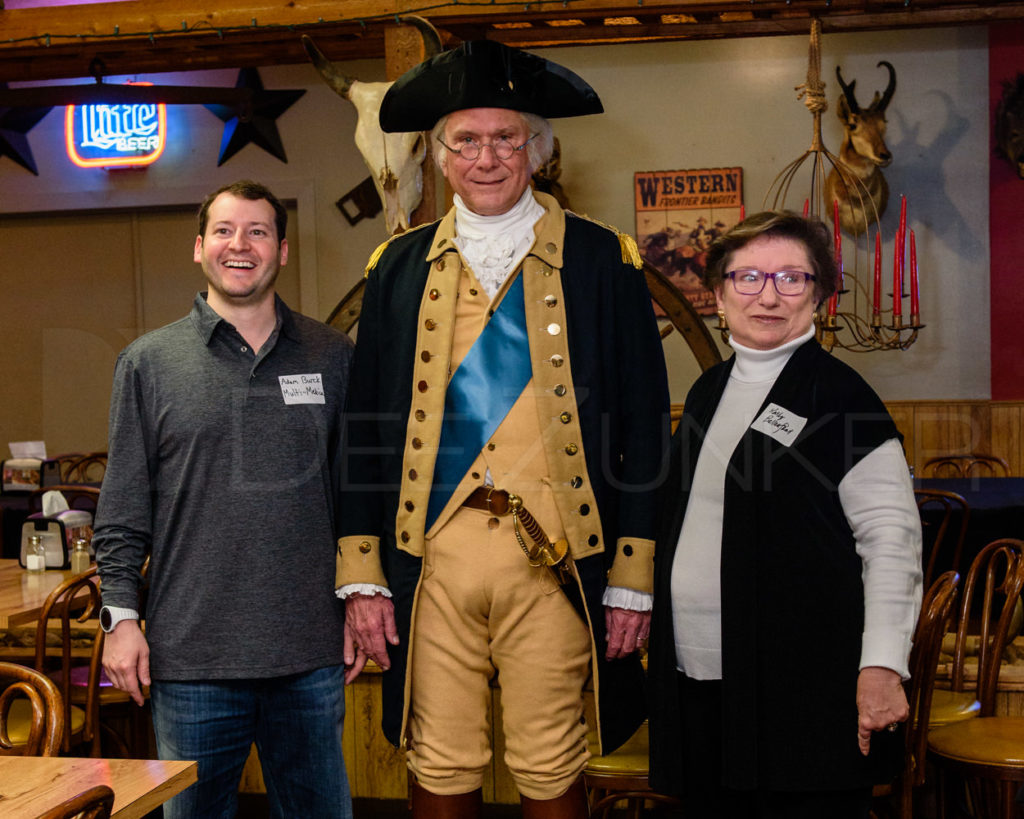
[100,606,139,633]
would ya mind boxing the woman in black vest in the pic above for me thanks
[647,212,922,818]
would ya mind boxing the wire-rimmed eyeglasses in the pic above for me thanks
[436,133,539,162]
[725,268,817,296]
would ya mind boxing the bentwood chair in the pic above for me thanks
[927,539,1024,819]
[36,784,115,819]
[65,453,108,485]
[0,660,65,756]
[584,721,681,818]
[915,489,971,590]
[871,570,960,819]
[923,454,1011,479]
[34,566,102,754]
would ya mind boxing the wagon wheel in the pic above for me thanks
[326,261,721,373]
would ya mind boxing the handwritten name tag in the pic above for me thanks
[751,402,807,447]
[279,373,326,405]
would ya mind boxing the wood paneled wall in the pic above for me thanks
[885,401,1024,476]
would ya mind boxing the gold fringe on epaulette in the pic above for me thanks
[618,233,642,270]
[570,210,643,270]
[364,239,390,278]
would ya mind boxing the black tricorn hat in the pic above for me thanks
[379,40,603,133]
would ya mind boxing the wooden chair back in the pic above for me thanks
[65,453,107,485]
[946,539,1024,715]
[906,571,961,789]
[34,566,103,754]
[0,661,65,756]
[915,489,970,589]
[922,453,1011,479]
[36,784,115,819]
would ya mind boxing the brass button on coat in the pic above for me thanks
[421,351,431,362]
[547,323,561,336]
[550,355,564,368]
[429,288,440,300]
[579,504,590,516]
[588,534,599,547]
[487,442,496,451]
[359,541,372,554]
[401,531,410,543]
[435,258,446,270]
[571,476,583,489]
[488,517,500,530]
[405,501,415,512]
[418,381,428,393]
[408,469,418,480]
[469,288,478,296]
[623,543,634,557]
[424,319,436,330]
[565,443,579,455]
[412,438,423,449]
[415,409,426,421]
[554,384,567,397]
[544,295,558,307]
[545,242,557,254]
[560,411,572,424]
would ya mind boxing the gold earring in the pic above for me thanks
[716,308,728,330]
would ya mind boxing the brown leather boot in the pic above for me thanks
[520,776,590,819]
[410,780,483,818]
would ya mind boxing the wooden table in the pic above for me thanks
[0,757,197,818]
[0,558,85,629]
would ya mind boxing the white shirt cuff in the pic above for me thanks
[336,583,392,600]
[602,586,653,611]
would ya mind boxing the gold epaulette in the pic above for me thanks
[566,211,643,270]
[364,222,436,278]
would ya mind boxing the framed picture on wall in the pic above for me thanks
[635,168,744,317]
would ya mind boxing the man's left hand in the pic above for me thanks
[604,606,651,660]
[856,666,909,755]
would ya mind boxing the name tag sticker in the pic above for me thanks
[751,403,807,447]
[279,373,326,405]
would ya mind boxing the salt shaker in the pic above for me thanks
[27,534,46,573]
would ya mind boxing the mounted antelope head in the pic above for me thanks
[825,60,897,235]
[303,17,442,234]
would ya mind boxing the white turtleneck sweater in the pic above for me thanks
[670,326,921,680]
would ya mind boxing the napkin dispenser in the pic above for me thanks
[19,510,94,570]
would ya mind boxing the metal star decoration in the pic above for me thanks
[204,68,305,166]
[0,84,53,175]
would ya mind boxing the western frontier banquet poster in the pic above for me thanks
[635,168,744,316]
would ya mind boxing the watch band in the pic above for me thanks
[100,605,139,633]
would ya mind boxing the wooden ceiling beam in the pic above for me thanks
[1,0,1022,84]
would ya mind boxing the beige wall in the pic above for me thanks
[0,206,298,454]
[0,26,994,454]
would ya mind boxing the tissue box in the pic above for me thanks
[2,458,42,493]
[20,510,94,570]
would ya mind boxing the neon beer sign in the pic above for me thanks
[65,84,167,168]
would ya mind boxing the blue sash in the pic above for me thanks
[426,273,532,529]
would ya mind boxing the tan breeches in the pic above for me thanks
[406,506,593,799]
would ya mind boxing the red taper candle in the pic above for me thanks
[873,232,882,314]
[909,229,919,318]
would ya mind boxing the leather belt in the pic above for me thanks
[462,486,512,516]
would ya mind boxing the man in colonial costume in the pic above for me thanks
[336,40,669,817]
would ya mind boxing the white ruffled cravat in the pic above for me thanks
[453,189,545,299]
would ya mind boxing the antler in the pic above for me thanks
[874,60,897,113]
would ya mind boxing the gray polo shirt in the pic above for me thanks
[94,293,353,680]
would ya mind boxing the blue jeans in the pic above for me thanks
[151,665,352,819]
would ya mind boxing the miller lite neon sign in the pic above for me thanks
[65,84,167,169]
